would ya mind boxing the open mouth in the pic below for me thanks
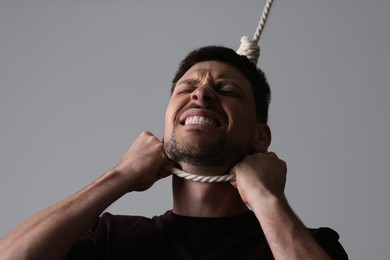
[184,116,219,127]
[179,108,225,128]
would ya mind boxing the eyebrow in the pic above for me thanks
[215,78,241,88]
[177,78,200,86]
[177,76,242,87]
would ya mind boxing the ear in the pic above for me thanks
[252,123,271,153]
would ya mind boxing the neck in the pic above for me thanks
[171,164,248,217]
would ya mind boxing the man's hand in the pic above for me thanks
[230,153,332,259]
[230,152,287,208]
[0,131,174,259]
[112,131,173,192]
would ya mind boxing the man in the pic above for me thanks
[0,46,348,259]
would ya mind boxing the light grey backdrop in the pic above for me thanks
[1,1,389,259]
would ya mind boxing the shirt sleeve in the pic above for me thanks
[311,227,349,260]
[65,217,101,260]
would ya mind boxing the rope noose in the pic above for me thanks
[236,0,274,65]
[170,0,274,183]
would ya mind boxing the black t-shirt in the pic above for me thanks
[66,210,348,259]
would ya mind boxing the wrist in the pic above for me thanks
[96,168,136,196]
[246,187,286,211]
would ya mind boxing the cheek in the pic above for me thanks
[163,99,183,139]
[224,102,257,138]
[225,102,256,124]
[164,106,174,139]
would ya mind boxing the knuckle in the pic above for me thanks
[141,130,153,137]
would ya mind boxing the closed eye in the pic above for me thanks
[215,81,242,98]
[174,79,199,95]
[175,86,195,95]
[217,88,239,97]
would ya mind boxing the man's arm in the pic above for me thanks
[231,152,333,260]
[0,131,171,260]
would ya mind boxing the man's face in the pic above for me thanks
[164,61,259,167]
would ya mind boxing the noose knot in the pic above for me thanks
[236,36,260,65]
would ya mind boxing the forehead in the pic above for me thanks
[179,61,251,85]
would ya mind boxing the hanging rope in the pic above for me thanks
[236,0,274,64]
[165,166,235,183]
[169,0,274,183]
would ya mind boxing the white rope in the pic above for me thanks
[165,166,234,183]
[236,0,274,64]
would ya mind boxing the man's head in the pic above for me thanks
[171,46,271,124]
[164,46,271,168]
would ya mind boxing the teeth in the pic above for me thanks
[184,116,217,127]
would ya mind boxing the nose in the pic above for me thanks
[190,84,216,104]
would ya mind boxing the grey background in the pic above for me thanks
[1,1,389,259]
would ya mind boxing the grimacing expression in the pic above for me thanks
[164,61,262,167]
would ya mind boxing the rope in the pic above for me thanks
[165,166,234,183]
[166,1,275,183]
[236,0,274,64]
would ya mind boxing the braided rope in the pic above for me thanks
[165,166,234,183]
[253,0,274,42]
[236,0,274,64]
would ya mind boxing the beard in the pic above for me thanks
[164,128,250,167]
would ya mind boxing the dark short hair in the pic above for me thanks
[171,46,271,123]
